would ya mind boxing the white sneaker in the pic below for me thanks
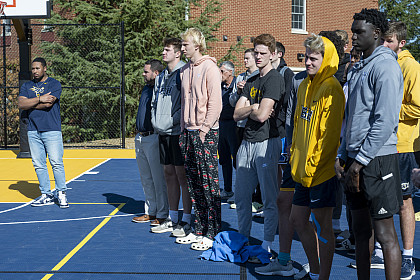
[150,218,173,233]
[294,263,310,280]
[255,259,295,276]
[57,191,69,208]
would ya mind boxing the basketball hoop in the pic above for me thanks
[0,1,7,17]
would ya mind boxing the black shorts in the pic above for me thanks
[398,152,418,196]
[293,176,338,208]
[158,135,184,166]
[280,163,296,191]
[345,154,403,220]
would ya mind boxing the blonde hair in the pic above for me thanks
[180,28,207,53]
[303,34,325,56]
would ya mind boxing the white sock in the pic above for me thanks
[332,219,341,231]
[402,248,413,258]
[181,213,191,224]
[169,210,179,224]
[261,240,272,252]
[309,272,319,280]
[374,242,383,259]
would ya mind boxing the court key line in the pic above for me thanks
[0,159,110,215]
[41,202,126,280]
[0,213,135,225]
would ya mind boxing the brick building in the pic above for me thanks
[194,0,378,72]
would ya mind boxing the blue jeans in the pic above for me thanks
[28,131,66,195]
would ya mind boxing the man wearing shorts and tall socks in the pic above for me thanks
[132,60,169,226]
[233,33,285,254]
[150,38,193,237]
[289,34,345,280]
[382,21,420,280]
[335,9,404,280]
[255,43,298,277]
[176,28,222,251]
[218,61,237,199]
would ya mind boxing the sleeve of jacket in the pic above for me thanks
[201,64,222,133]
[179,68,185,131]
[399,60,420,121]
[355,60,404,165]
[171,70,182,127]
[151,73,161,128]
[229,74,243,107]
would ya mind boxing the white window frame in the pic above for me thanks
[291,0,308,34]
[1,19,11,37]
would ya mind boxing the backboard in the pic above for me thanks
[1,0,51,19]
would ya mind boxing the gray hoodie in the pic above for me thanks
[337,46,404,165]
[151,60,186,135]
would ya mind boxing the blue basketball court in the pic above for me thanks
[0,150,418,280]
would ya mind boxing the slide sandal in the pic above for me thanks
[191,237,213,251]
[175,233,202,244]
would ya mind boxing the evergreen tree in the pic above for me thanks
[379,0,420,60]
[44,0,224,141]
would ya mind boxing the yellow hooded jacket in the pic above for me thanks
[396,50,420,153]
[290,37,345,188]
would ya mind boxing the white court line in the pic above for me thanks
[0,159,111,215]
[0,213,136,225]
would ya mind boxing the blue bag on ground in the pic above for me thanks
[199,231,271,264]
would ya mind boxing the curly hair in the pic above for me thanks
[318,31,345,60]
[353,8,389,34]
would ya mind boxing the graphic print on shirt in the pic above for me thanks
[300,105,314,122]
[30,86,45,97]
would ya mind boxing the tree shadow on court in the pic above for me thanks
[9,181,41,199]
[102,193,145,214]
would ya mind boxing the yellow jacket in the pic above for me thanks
[396,50,420,153]
[290,37,345,187]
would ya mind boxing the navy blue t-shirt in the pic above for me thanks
[19,77,62,132]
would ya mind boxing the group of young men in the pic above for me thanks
[19,7,419,280]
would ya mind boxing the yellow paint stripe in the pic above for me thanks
[41,203,125,280]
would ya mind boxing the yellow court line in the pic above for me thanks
[41,203,126,280]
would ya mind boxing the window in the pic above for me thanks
[1,19,11,36]
[292,0,306,33]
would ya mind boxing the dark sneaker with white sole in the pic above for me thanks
[31,194,55,207]
[401,255,416,280]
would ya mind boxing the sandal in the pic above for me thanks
[175,232,202,244]
[190,237,213,251]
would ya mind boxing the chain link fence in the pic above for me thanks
[0,22,125,149]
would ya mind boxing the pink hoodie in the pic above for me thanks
[180,55,222,133]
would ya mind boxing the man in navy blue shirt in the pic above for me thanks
[132,59,169,227]
[18,57,68,208]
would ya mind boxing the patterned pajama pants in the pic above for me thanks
[179,129,221,239]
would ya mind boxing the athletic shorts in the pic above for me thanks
[345,154,403,220]
[398,152,418,196]
[278,137,288,164]
[292,176,338,208]
[158,135,184,166]
[279,163,296,191]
